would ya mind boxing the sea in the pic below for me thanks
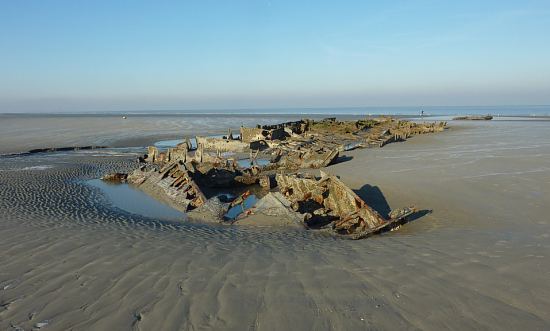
[1,105,549,116]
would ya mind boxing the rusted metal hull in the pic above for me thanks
[102,117,440,238]
[276,172,415,239]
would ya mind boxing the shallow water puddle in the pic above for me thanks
[236,158,271,168]
[0,165,55,171]
[88,179,186,221]
[154,138,189,149]
[223,195,258,221]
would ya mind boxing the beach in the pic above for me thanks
[1,117,550,330]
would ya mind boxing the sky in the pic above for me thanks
[1,0,549,112]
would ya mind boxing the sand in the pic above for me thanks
[1,118,550,330]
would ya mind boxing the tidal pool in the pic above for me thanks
[88,179,186,221]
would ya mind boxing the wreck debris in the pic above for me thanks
[21,145,108,155]
[240,126,287,143]
[126,162,207,212]
[239,119,308,143]
[259,174,275,189]
[275,171,416,239]
[102,117,443,239]
[145,146,160,163]
[141,118,446,173]
[195,135,249,153]
[271,141,340,170]
[101,172,128,183]
[453,115,493,120]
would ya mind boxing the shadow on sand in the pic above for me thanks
[354,184,432,225]
[331,155,353,165]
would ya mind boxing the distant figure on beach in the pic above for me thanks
[421,110,424,117]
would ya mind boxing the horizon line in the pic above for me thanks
[1,104,549,115]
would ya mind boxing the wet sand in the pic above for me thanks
[1,120,550,330]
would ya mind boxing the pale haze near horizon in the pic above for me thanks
[1,0,549,112]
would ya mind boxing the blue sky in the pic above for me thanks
[1,0,549,111]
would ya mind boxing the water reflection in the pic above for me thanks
[88,179,186,221]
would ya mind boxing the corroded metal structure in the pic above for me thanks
[104,117,445,239]
[276,172,415,239]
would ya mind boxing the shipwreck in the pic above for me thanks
[103,117,446,239]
